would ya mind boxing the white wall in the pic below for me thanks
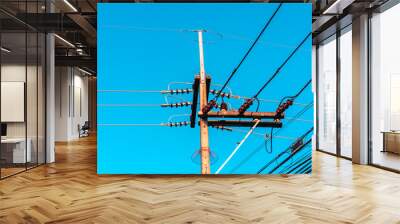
[55,67,89,141]
[1,65,39,138]
[55,66,70,141]
[1,63,46,164]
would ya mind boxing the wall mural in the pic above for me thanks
[97,3,313,174]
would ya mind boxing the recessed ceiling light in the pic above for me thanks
[63,0,78,12]
[322,0,354,15]
[1,47,11,53]
[54,34,75,48]
[78,67,93,76]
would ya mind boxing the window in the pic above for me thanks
[339,27,352,158]
[370,3,400,171]
[317,35,337,154]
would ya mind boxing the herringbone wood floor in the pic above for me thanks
[1,136,400,224]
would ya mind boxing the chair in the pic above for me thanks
[78,121,90,138]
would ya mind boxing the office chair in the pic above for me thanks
[79,121,90,138]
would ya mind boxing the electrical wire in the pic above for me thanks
[212,3,282,101]
[98,104,162,107]
[285,153,312,173]
[100,25,194,33]
[267,79,310,151]
[167,81,193,91]
[226,128,297,141]
[279,147,312,173]
[98,122,191,127]
[296,160,313,174]
[285,117,313,123]
[235,32,311,115]
[267,127,274,153]
[205,29,313,52]
[254,98,261,112]
[232,95,309,107]
[98,90,163,93]
[292,79,312,99]
[267,127,313,173]
[229,101,313,173]
[258,138,312,174]
[215,119,261,174]
[276,79,312,107]
[252,33,312,99]
[264,79,311,154]
[281,150,311,173]
[164,94,187,104]
[167,114,191,122]
[98,123,166,126]
[279,148,311,174]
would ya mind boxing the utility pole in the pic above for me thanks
[197,30,211,174]
[190,30,284,174]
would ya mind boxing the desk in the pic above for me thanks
[382,131,400,154]
[1,138,32,163]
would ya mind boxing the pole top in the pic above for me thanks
[193,29,207,33]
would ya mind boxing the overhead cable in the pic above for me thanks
[257,138,312,174]
[215,119,261,174]
[238,32,312,114]
[229,101,313,173]
[205,4,283,112]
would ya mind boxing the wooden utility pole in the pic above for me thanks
[197,30,211,174]
[190,30,284,174]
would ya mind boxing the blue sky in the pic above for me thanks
[97,3,312,174]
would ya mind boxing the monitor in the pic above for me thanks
[1,123,7,137]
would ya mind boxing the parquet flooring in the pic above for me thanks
[1,135,400,223]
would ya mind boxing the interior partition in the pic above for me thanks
[0,1,47,179]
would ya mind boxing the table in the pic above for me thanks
[1,138,32,164]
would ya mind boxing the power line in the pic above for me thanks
[229,101,313,173]
[168,114,191,122]
[98,121,191,127]
[212,126,297,141]
[215,119,261,174]
[276,79,312,107]
[98,123,165,127]
[227,128,297,141]
[98,88,311,107]
[280,145,312,174]
[98,104,162,107]
[98,90,163,93]
[279,151,310,173]
[284,153,312,173]
[238,32,312,113]
[264,79,312,154]
[285,117,313,123]
[232,94,310,107]
[273,79,312,118]
[253,33,312,98]
[100,25,194,33]
[209,89,310,107]
[295,158,313,174]
[258,138,312,174]
[211,3,282,103]
[292,79,312,99]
